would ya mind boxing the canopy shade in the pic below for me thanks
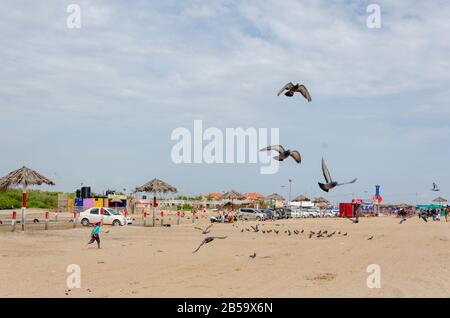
[135,178,177,194]
[432,196,447,203]
[110,197,123,203]
[313,197,329,204]
[0,166,55,192]
[265,193,285,201]
[222,190,245,200]
[292,194,310,202]
[0,166,55,231]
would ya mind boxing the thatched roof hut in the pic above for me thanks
[135,178,177,226]
[135,178,177,194]
[432,196,447,203]
[265,193,285,201]
[0,166,55,231]
[313,197,329,204]
[292,194,310,202]
[222,190,245,200]
[0,166,55,192]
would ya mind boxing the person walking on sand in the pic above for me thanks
[88,222,101,249]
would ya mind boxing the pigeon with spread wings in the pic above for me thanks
[194,223,213,234]
[260,145,301,163]
[432,183,440,191]
[277,82,312,102]
[318,158,357,192]
[192,236,227,254]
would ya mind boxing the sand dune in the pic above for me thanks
[0,215,449,297]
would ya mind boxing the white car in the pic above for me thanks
[79,208,131,226]
[237,208,267,221]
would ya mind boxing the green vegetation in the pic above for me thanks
[176,203,193,211]
[0,189,60,209]
[175,195,202,201]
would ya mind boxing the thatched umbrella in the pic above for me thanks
[313,197,328,203]
[135,178,177,226]
[265,193,284,208]
[110,197,123,210]
[266,193,285,201]
[313,197,330,209]
[0,166,55,231]
[222,190,244,211]
[292,194,310,202]
[432,196,447,205]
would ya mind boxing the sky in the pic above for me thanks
[0,0,449,204]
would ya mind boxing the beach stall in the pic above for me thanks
[339,200,362,218]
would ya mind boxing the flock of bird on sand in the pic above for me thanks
[190,222,381,256]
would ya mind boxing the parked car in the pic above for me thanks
[237,208,267,221]
[79,207,131,226]
[261,208,276,220]
[275,208,292,219]
[290,209,302,218]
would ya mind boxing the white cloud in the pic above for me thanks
[0,0,448,203]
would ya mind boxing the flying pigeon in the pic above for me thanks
[251,225,259,233]
[33,218,39,224]
[194,224,213,235]
[399,218,407,224]
[318,158,357,192]
[277,82,312,102]
[421,215,428,223]
[260,145,301,163]
[249,252,256,259]
[432,183,440,191]
[193,236,227,253]
[367,236,374,240]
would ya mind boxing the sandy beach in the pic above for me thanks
[1,214,449,298]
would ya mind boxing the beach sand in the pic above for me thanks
[0,214,449,297]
